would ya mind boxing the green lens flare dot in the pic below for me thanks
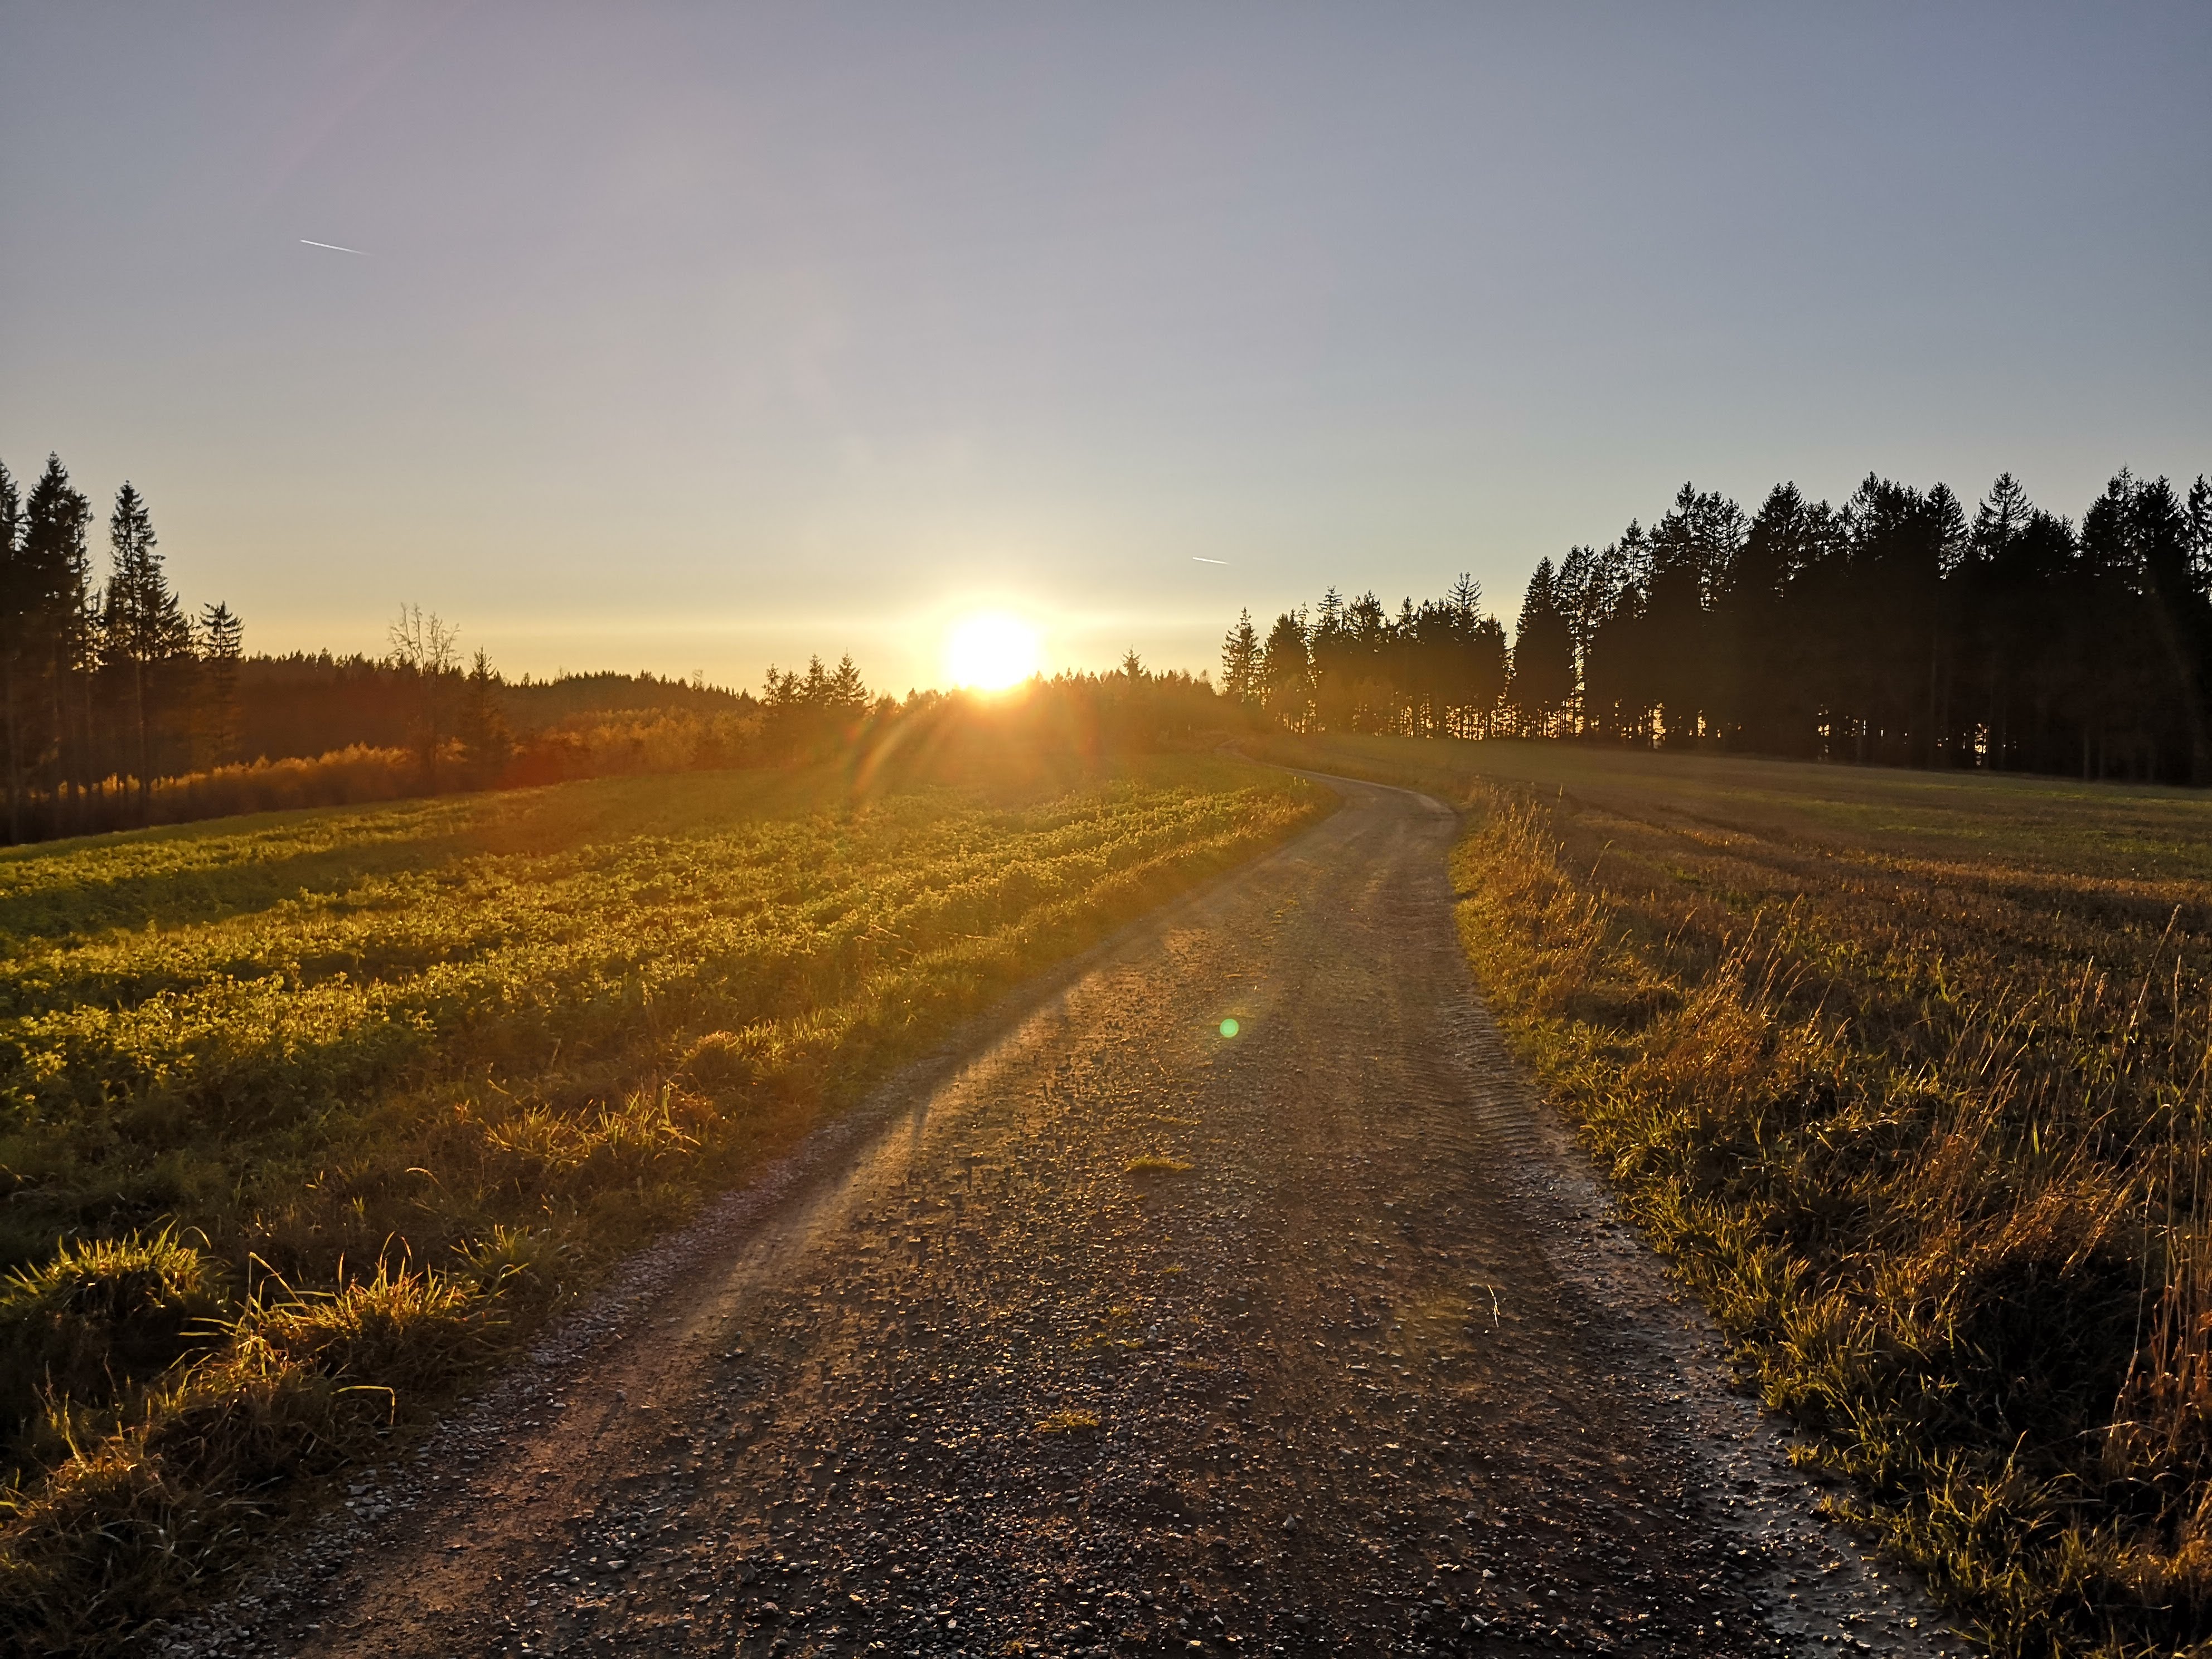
[1218,1018,1239,1038]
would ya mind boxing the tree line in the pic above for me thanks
[1218,580,1508,739]
[0,449,831,844]
[0,454,242,841]
[1228,466,2212,783]
[0,445,1240,845]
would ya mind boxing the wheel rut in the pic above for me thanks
[164,775,1971,1658]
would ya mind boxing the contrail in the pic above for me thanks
[1192,557,1228,565]
[299,239,368,255]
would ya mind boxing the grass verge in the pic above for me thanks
[0,752,1323,1652]
[1262,732,2212,1659]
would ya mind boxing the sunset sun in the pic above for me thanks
[944,612,1040,691]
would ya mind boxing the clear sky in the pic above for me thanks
[4,3,2208,694]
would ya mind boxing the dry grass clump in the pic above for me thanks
[1,1247,510,1643]
[0,754,1322,1652]
[0,1227,229,1468]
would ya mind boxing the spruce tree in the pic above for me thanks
[1464,613,1509,736]
[0,461,22,838]
[824,653,869,717]
[457,649,513,784]
[2187,476,2212,591]
[22,456,93,812]
[1970,472,2034,559]
[1260,610,1310,731]
[1219,610,1262,706]
[1510,559,1574,733]
[1308,588,1354,730]
[197,600,244,767]
[1446,573,1483,621]
[101,482,191,809]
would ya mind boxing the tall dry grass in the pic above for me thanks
[1443,774,2212,1656]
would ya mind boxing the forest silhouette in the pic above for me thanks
[1231,468,2212,784]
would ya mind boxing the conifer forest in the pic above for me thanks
[1225,468,2212,784]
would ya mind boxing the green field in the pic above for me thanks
[1263,733,2212,1657]
[0,754,1323,1650]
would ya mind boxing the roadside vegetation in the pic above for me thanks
[0,744,1322,1652]
[1264,732,2212,1658]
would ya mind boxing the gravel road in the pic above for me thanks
[167,775,1973,1658]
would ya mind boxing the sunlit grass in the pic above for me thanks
[0,752,1324,1653]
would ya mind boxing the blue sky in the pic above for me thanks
[3,3,2207,692]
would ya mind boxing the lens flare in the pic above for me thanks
[1219,1018,1239,1037]
[944,613,1040,692]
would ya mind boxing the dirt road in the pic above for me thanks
[166,776,1969,1658]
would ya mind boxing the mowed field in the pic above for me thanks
[0,754,1323,1651]
[1262,733,2212,1657]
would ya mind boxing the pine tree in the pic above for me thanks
[2187,475,2212,591]
[197,600,244,767]
[1509,559,1574,733]
[0,461,23,838]
[1436,578,1505,738]
[1220,609,1262,706]
[2129,477,2210,783]
[1641,484,1740,744]
[457,649,513,784]
[823,654,870,719]
[100,482,192,811]
[1342,592,1390,732]
[22,457,94,816]
[1970,472,2034,560]
[1463,613,1509,736]
[1260,610,1310,731]
[1582,521,1656,744]
[1308,588,1355,730]
[760,663,806,761]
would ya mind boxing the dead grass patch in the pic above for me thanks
[1272,733,2212,1658]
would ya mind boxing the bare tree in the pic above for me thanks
[388,604,461,786]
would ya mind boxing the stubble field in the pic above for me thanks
[1261,731,2212,1657]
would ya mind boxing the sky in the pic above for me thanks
[3,3,2209,694]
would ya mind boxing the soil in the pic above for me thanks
[161,775,1974,1658]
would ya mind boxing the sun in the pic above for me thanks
[944,612,1040,691]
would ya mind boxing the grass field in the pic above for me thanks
[1262,733,2212,1658]
[0,753,1323,1651]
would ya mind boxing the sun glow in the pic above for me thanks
[944,612,1041,691]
